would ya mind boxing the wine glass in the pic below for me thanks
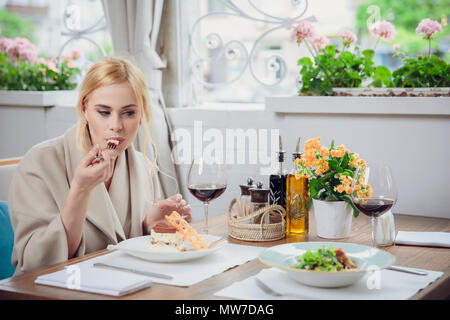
[187,156,227,234]
[351,163,398,247]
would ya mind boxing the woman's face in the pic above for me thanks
[83,81,141,154]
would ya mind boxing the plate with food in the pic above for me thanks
[115,212,226,263]
[258,242,395,288]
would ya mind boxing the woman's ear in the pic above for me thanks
[81,99,88,120]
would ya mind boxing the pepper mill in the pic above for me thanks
[249,181,270,224]
[238,177,254,217]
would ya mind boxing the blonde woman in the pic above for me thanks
[9,57,190,274]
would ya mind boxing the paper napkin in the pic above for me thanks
[35,264,152,297]
[395,231,450,248]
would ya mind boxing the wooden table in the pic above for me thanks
[0,212,449,300]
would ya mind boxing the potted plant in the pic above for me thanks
[294,137,371,239]
[291,21,393,96]
[390,18,449,90]
[0,37,81,91]
[291,19,448,96]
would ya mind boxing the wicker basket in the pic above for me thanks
[227,198,286,242]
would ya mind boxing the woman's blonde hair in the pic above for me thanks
[76,56,158,178]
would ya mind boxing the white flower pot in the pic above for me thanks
[313,199,353,239]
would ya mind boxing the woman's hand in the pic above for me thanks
[71,144,118,193]
[62,144,118,258]
[143,194,191,235]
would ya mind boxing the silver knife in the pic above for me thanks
[93,263,173,280]
[387,266,428,276]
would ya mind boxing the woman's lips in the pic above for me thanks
[105,137,125,149]
[106,137,125,144]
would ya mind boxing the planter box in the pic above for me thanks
[0,90,78,107]
[264,95,450,219]
[332,87,450,97]
[0,90,78,158]
[266,94,450,116]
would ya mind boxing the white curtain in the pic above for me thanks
[101,0,179,199]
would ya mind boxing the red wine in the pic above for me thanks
[353,198,394,217]
[188,184,226,202]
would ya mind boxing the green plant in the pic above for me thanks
[355,0,449,56]
[0,52,80,91]
[0,9,35,42]
[293,15,447,94]
[297,45,392,95]
[391,18,449,88]
[392,55,449,87]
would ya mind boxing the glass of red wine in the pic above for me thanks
[187,156,227,234]
[351,164,397,247]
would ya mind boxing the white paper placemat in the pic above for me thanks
[35,242,265,296]
[98,243,265,286]
[215,267,443,300]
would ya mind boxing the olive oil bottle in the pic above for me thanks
[286,138,309,235]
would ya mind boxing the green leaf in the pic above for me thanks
[341,195,359,218]
[309,179,320,198]
[362,49,375,60]
[328,159,341,172]
[340,152,350,168]
[298,57,313,67]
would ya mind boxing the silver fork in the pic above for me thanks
[254,276,312,299]
[254,277,282,296]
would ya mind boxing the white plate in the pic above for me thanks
[258,242,395,288]
[115,234,226,263]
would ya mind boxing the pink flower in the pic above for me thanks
[290,20,315,44]
[0,38,15,53]
[46,59,59,73]
[311,34,329,50]
[61,55,75,68]
[1,37,37,63]
[18,47,37,64]
[71,49,83,59]
[38,57,60,73]
[339,30,358,45]
[393,43,400,51]
[416,18,442,39]
[369,20,397,42]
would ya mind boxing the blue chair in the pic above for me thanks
[0,201,15,279]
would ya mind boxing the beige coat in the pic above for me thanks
[9,126,159,275]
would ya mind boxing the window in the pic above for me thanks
[186,0,449,104]
[189,0,359,104]
[1,0,111,67]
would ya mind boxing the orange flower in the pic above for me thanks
[314,158,329,175]
[303,149,315,167]
[304,137,321,151]
[320,146,329,157]
[342,177,351,186]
